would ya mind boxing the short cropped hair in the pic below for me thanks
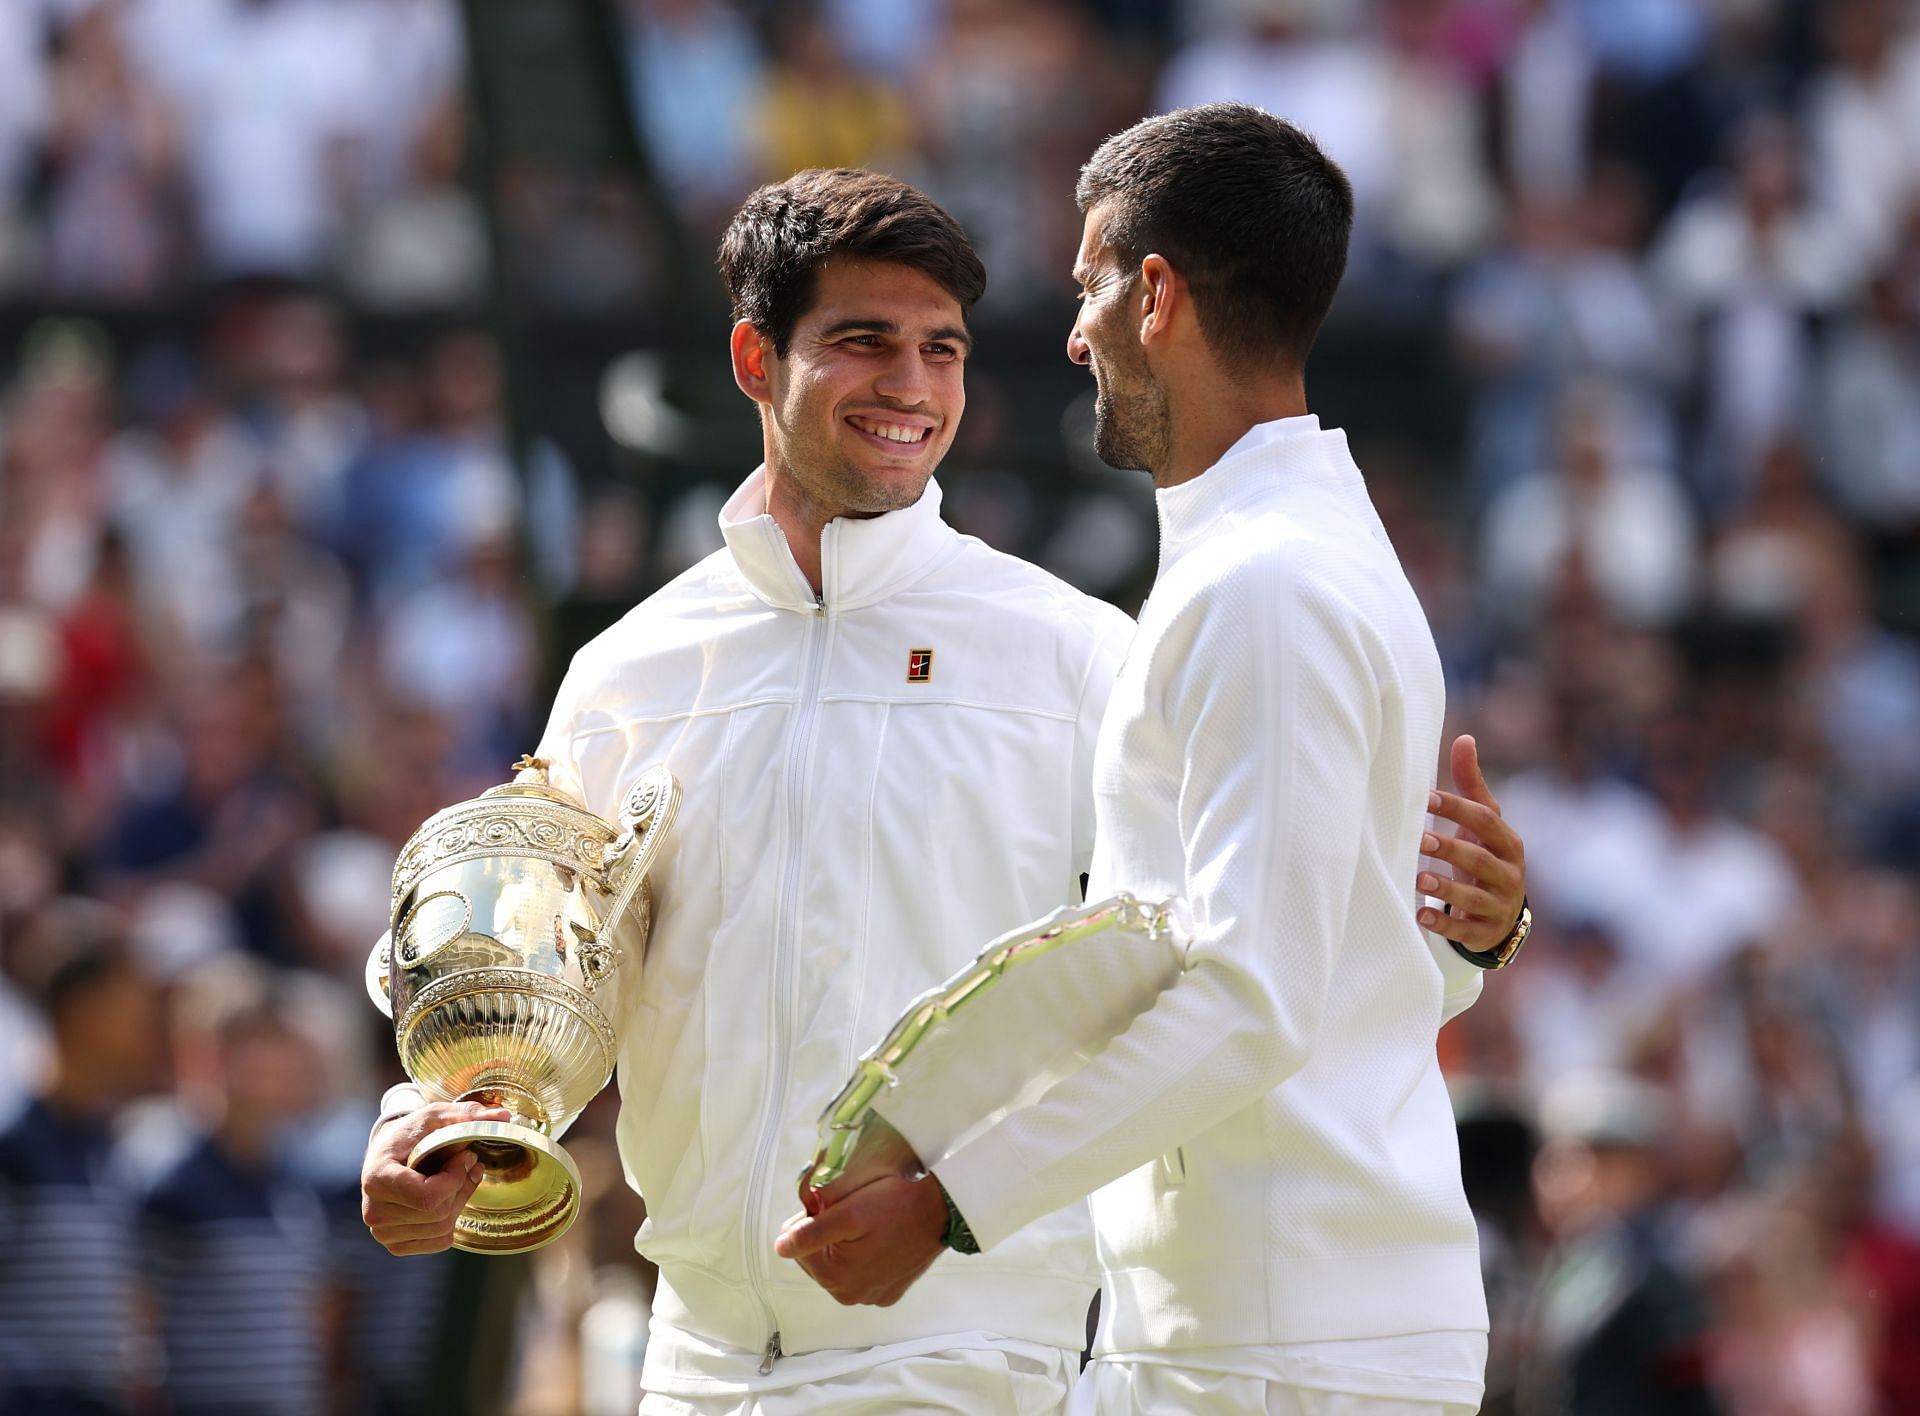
[717,169,987,356]
[1076,103,1354,368]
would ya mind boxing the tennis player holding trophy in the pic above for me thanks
[779,108,1534,1416]
[360,166,1527,1415]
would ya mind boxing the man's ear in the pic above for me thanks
[730,320,775,406]
[1138,254,1178,348]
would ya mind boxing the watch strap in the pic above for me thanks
[1447,896,1531,971]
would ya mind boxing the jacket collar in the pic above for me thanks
[1156,414,1363,553]
[718,466,960,612]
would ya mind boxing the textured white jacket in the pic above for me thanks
[533,469,1133,1389]
[934,419,1490,1359]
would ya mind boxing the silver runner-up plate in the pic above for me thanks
[802,893,1188,1196]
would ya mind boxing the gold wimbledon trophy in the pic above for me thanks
[365,755,679,1254]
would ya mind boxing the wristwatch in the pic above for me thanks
[1447,896,1532,971]
[937,1178,980,1255]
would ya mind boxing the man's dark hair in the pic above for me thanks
[717,169,987,356]
[12,898,131,1026]
[1076,103,1354,368]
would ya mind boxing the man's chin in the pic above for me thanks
[1093,427,1150,474]
[838,461,937,517]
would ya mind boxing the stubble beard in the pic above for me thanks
[1092,372,1170,477]
[774,396,937,521]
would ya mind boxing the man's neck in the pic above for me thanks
[1155,372,1309,491]
[762,456,831,595]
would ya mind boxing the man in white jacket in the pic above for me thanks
[778,111,1523,1415]
[362,165,1524,1413]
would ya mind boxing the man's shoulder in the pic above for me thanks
[930,536,1136,648]
[1160,513,1313,609]
[561,549,751,677]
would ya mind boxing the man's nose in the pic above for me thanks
[873,346,932,402]
[1067,322,1090,366]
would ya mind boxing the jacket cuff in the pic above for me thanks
[375,1082,426,1130]
[930,1128,1033,1255]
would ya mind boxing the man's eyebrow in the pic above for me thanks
[817,317,970,350]
[817,317,900,339]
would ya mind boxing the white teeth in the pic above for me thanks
[853,417,924,444]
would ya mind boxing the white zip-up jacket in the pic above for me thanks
[934,419,1490,1361]
[533,469,1133,1390]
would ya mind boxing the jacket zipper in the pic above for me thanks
[741,538,835,1374]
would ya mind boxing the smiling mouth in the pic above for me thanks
[846,414,933,449]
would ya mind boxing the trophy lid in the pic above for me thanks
[482,755,581,807]
[389,756,615,915]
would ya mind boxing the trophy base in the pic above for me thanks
[411,1120,583,1255]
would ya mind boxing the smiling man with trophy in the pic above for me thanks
[358,168,1527,1415]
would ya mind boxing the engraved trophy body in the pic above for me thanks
[366,756,678,1254]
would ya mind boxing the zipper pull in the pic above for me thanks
[759,1330,783,1375]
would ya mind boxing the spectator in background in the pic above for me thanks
[818,0,947,75]
[339,90,487,311]
[1652,112,1856,518]
[103,346,255,658]
[1697,1187,1875,1416]
[1516,1071,1719,1416]
[1817,260,1920,531]
[1480,380,1696,631]
[96,670,322,967]
[229,293,370,546]
[1157,0,1398,242]
[1369,0,1501,275]
[753,11,912,178]
[134,963,346,1416]
[1159,0,1499,284]
[0,899,165,1416]
[0,324,116,615]
[1451,168,1676,499]
[1627,713,1802,985]
[1495,0,1595,206]
[339,329,520,607]
[621,0,765,233]
[1804,0,1920,276]
[914,0,1125,304]
[39,0,183,301]
[139,0,369,278]
[377,526,539,777]
[1785,526,1920,842]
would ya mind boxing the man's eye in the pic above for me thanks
[925,343,958,360]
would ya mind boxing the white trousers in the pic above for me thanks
[636,1344,1075,1415]
[1075,1360,1480,1416]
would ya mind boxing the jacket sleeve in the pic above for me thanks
[1427,920,1486,1023]
[1068,610,1134,899]
[934,553,1376,1251]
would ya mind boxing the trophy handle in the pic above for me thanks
[600,766,681,932]
[365,930,394,1019]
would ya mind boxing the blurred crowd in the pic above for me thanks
[2,0,1920,1414]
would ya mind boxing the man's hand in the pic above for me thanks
[1417,734,1527,951]
[774,1172,949,1306]
[361,1099,511,1256]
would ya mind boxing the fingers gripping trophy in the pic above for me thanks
[365,755,679,1254]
